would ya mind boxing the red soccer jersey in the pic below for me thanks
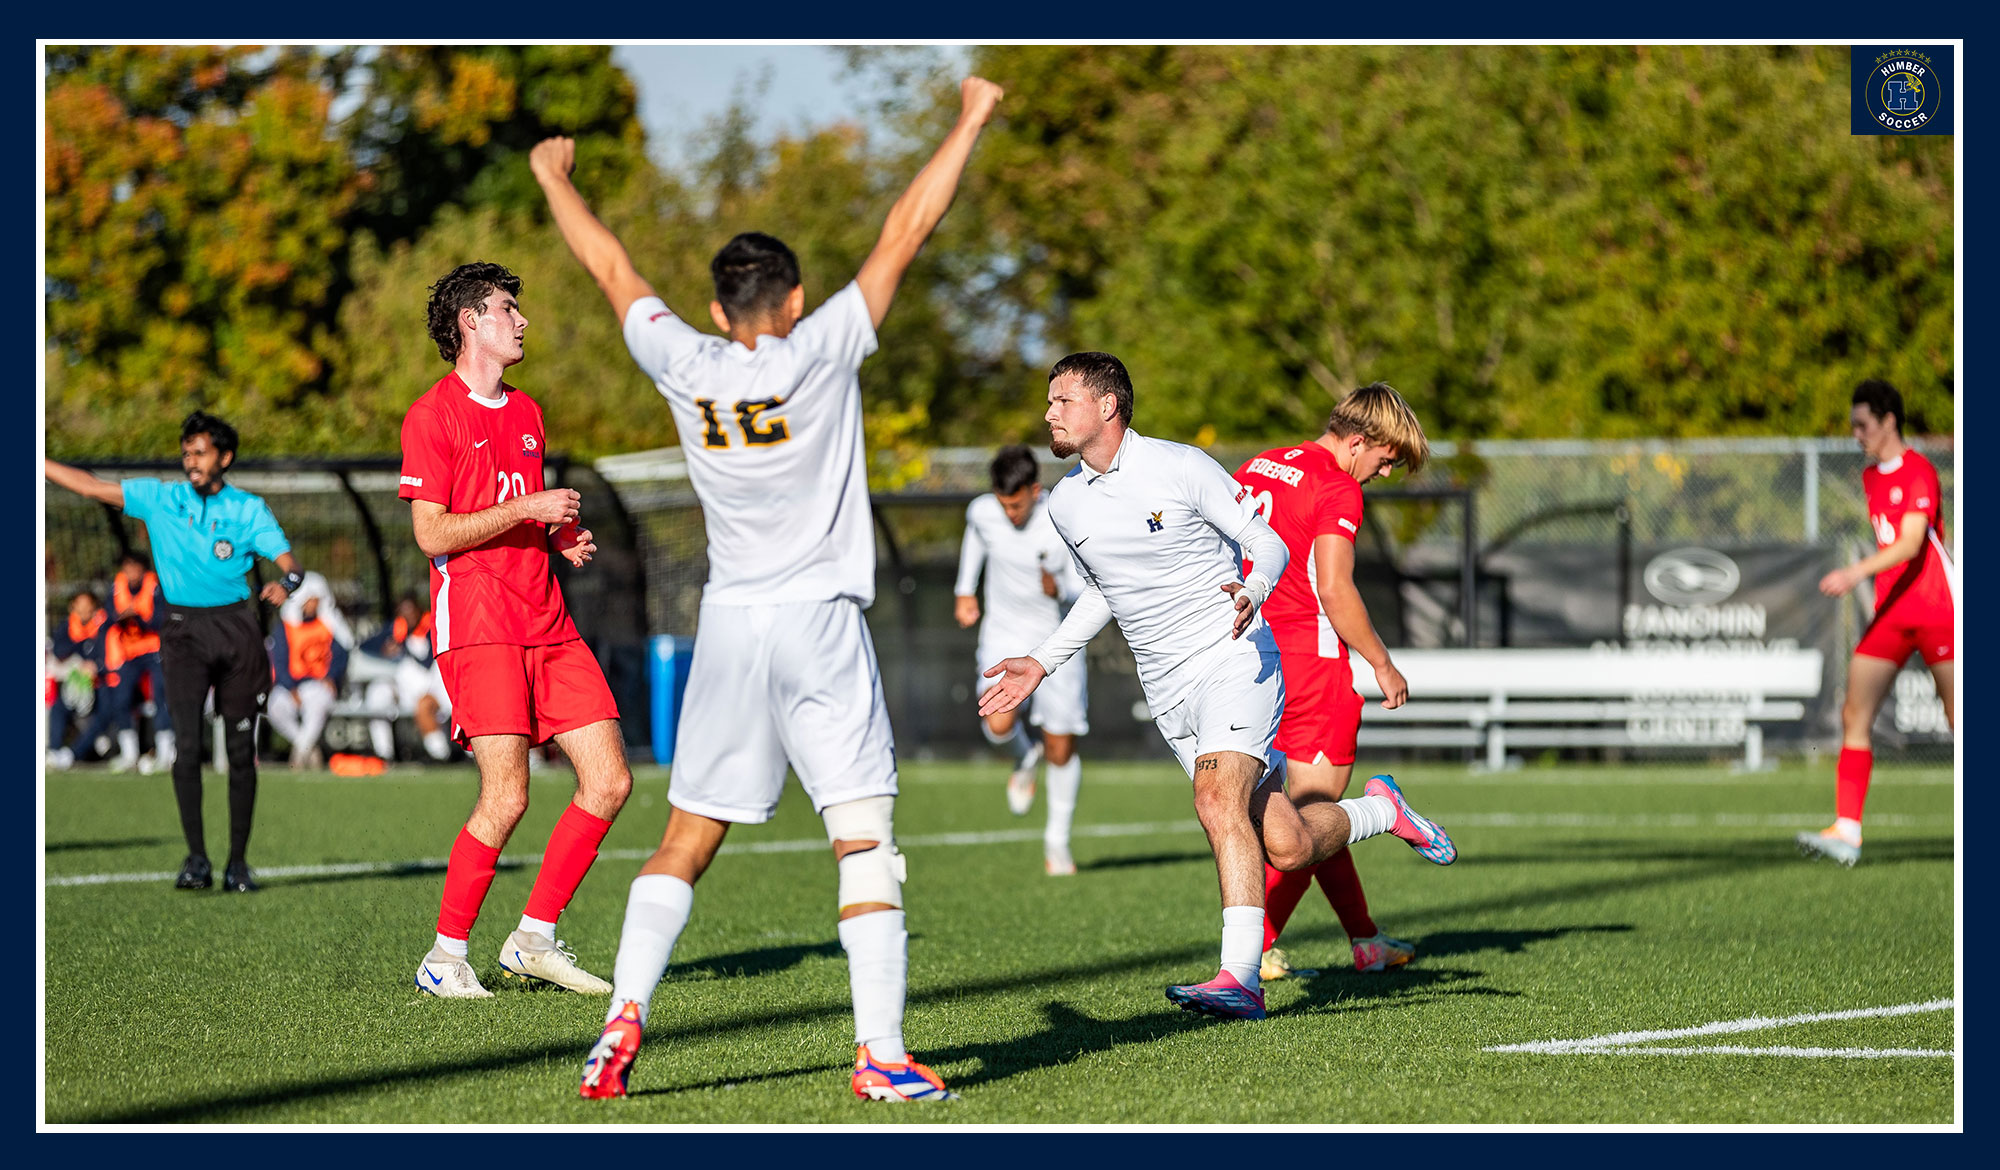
[1861,449,1955,613]
[1235,442,1363,658]
[398,372,578,654]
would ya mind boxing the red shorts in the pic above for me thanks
[437,639,620,747]
[1855,599,1955,666]
[1274,646,1363,767]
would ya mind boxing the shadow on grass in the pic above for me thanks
[671,940,844,980]
[1079,850,1213,872]
[44,836,172,854]
[71,844,1822,1122]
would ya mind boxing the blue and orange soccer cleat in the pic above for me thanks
[1366,774,1456,865]
[852,1045,957,1102]
[1165,969,1267,1020]
[579,1001,643,1099]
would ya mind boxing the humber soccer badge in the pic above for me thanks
[212,538,234,560]
[1852,46,1954,135]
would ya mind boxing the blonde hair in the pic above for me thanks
[1325,382,1430,475]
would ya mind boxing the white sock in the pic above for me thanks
[434,933,469,958]
[608,874,694,1026]
[117,729,140,762]
[1043,756,1082,853]
[424,729,452,760]
[518,914,557,939]
[369,720,395,760]
[1220,905,1264,991]
[1340,794,1398,843]
[155,729,175,759]
[839,910,908,1064]
[1834,817,1863,844]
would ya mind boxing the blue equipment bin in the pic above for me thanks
[648,635,696,764]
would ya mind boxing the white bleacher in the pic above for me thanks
[1350,647,1825,770]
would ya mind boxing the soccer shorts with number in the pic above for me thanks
[1273,646,1363,767]
[436,638,618,747]
[669,599,898,823]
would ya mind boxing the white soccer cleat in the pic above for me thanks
[1797,826,1862,868]
[1006,742,1044,816]
[416,946,494,998]
[1044,843,1077,876]
[498,929,613,994]
[46,747,75,771]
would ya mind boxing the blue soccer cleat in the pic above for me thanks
[852,1045,958,1102]
[1165,969,1267,1020]
[1366,774,1456,865]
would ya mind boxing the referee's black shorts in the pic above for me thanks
[160,601,269,721]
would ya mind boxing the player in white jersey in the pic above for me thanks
[532,76,1004,1103]
[981,352,1457,1021]
[955,444,1091,873]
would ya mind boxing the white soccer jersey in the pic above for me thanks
[1038,430,1288,713]
[622,283,879,607]
[955,493,1079,653]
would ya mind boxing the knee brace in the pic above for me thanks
[823,795,906,911]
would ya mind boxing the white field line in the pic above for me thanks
[1554,1045,1951,1059]
[1486,998,1955,1057]
[43,811,1955,889]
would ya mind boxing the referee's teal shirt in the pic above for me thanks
[122,478,292,608]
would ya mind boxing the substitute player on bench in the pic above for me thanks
[1802,379,1956,867]
[981,353,1455,1022]
[402,262,633,998]
[955,444,1091,874]
[533,76,1005,1102]
[1235,383,1429,979]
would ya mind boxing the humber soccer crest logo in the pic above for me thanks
[1853,47,1952,135]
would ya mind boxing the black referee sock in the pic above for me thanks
[169,754,207,859]
[223,723,258,863]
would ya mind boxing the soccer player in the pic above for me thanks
[531,75,1004,1103]
[1234,383,1430,980]
[45,411,309,892]
[980,353,1456,1022]
[955,444,1091,873]
[400,261,633,998]
[1802,379,1956,867]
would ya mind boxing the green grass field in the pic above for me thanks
[42,757,1957,1125]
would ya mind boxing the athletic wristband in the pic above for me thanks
[281,570,305,594]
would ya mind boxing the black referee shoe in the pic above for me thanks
[221,859,259,893]
[174,855,212,890]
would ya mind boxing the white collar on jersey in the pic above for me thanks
[464,385,510,409]
[1877,453,1905,473]
[1084,429,1137,483]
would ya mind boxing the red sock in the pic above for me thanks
[1835,747,1874,824]
[523,804,614,924]
[1262,862,1315,951]
[1316,850,1378,940]
[437,826,502,941]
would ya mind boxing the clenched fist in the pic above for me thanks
[960,76,1004,125]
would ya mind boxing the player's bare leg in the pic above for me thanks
[1804,654,1903,866]
[418,733,530,998]
[984,707,1043,815]
[415,694,452,760]
[1928,659,1955,729]
[1167,750,1281,1019]
[1260,755,1410,978]
[1041,732,1080,875]
[498,720,629,993]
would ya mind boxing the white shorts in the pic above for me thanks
[977,634,1089,736]
[671,599,898,824]
[1151,643,1284,780]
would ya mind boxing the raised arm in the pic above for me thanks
[853,76,1005,329]
[45,459,124,508]
[529,137,659,326]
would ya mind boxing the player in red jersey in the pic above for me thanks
[1802,379,1956,867]
[400,261,632,996]
[1235,382,1431,977]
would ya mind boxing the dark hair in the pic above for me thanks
[990,444,1040,494]
[1852,379,1905,435]
[119,550,150,570]
[180,410,238,459]
[710,233,801,325]
[70,588,99,607]
[427,262,522,363]
[1048,352,1134,424]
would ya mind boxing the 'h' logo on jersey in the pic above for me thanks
[1147,511,1165,533]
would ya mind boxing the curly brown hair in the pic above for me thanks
[426,262,522,363]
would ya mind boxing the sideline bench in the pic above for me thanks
[1349,647,1825,770]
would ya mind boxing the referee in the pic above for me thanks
[46,411,307,893]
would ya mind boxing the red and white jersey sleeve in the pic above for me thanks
[1861,449,1955,613]
[1235,443,1363,658]
[398,373,578,653]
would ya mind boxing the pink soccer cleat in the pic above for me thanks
[1165,969,1267,1020]
[1366,774,1456,865]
